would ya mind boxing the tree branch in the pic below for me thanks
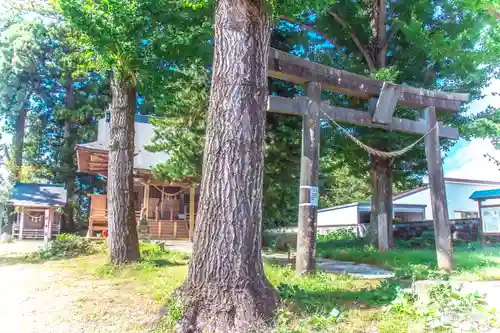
[488,8,500,19]
[375,0,388,67]
[327,10,375,72]
[279,16,349,59]
[382,26,399,50]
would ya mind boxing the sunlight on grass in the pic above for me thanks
[265,264,418,332]
[7,239,493,332]
[35,243,417,333]
[316,239,500,281]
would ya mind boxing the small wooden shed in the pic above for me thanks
[9,183,67,241]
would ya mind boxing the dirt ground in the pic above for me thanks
[0,242,165,333]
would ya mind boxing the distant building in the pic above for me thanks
[317,178,500,234]
[8,183,67,240]
[76,115,199,240]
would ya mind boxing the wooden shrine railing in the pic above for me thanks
[87,207,192,240]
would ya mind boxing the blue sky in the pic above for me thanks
[443,78,500,180]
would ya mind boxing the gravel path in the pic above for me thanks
[0,241,44,254]
[0,256,161,333]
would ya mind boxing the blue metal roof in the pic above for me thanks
[134,114,149,123]
[105,112,150,124]
[469,188,500,200]
[9,183,67,207]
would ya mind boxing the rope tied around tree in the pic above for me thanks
[319,105,438,159]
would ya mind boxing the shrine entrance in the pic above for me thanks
[265,48,468,274]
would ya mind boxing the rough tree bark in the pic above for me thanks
[176,0,278,331]
[107,72,140,264]
[367,0,395,249]
[369,156,393,250]
[331,1,394,250]
[296,83,321,275]
[62,120,75,232]
[12,93,31,180]
[63,75,75,232]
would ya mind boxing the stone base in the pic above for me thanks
[0,232,13,243]
[137,225,151,241]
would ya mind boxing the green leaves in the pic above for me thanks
[149,64,209,181]
[56,0,213,77]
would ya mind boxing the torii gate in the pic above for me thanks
[265,48,469,274]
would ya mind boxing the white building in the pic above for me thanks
[317,178,500,233]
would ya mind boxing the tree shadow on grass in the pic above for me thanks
[0,252,99,267]
[140,250,190,267]
[0,252,61,266]
[278,279,401,316]
[145,258,188,267]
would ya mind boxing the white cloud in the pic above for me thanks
[444,139,500,181]
[442,78,500,181]
[467,78,500,115]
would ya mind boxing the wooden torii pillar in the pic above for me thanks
[266,48,468,274]
[295,82,321,274]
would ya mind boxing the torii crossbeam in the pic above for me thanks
[265,48,469,274]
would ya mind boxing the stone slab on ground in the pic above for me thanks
[263,252,394,279]
[316,259,395,279]
[161,240,193,253]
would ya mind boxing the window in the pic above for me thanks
[454,211,479,219]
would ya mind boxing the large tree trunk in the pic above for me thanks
[370,0,387,68]
[62,75,75,232]
[368,0,394,249]
[369,156,393,250]
[63,120,75,232]
[176,0,277,331]
[12,107,28,181]
[107,73,140,264]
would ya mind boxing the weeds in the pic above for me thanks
[35,234,105,259]
[387,282,498,333]
[92,242,190,278]
[317,237,500,280]
[395,231,436,249]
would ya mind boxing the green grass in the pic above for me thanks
[316,240,500,280]
[3,237,495,332]
[82,244,419,333]
[10,239,493,332]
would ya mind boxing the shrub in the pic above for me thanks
[395,231,435,249]
[318,229,358,242]
[139,242,190,266]
[263,231,297,252]
[316,229,364,251]
[36,234,104,259]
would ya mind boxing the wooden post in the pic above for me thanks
[377,207,389,252]
[44,208,53,245]
[87,219,92,237]
[478,200,486,248]
[189,185,196,242]
[49,208,54,238]
[144,181,150,219]
[296,82,321,275]
[422,107,453,272]
[19,208,25,240]
[174,221,178,238]
[180,190,185,217]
